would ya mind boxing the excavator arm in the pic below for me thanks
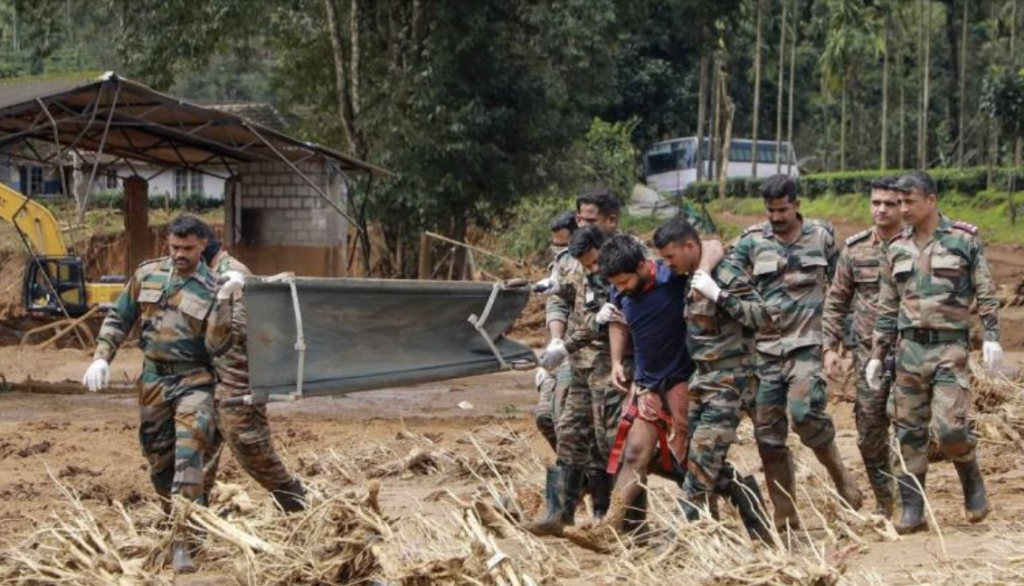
[0,182,122,315]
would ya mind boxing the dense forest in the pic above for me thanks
[1,0,1022,272]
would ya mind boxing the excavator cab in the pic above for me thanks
[23,257,90,316]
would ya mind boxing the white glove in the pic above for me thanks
[690,270,722,302]
[82,359,110,392]
[217,270,246,300]
[865,359,883,392]
[983,341,1004,373]
[533,277,560,295]
[595,302,625,325]
[535,368,555,389]
[539,339,569,371]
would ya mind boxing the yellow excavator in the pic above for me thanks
[0,182,123,316]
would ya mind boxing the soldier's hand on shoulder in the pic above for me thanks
[217,270,246,300]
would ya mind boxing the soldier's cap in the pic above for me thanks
[892,171,936,195]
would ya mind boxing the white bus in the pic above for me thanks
[643,137,799,197]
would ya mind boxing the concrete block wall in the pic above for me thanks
[235,160,346,247]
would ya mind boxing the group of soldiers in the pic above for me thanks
[527,171,1003,542]
[80,215,305,573]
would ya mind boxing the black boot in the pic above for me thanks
[812,442,864,510]
[622,486,649,539]
[525,466,585,536]
[758,445,800,530]
[271,478,307,513]
[679,490,713,522]
[587,469,613,521]
[954,458,990,523]
[865,465,894,518]
[895,473,927,535]
[170,540,197,573]
[723,474,772,542]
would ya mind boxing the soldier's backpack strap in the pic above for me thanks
[952,220,978,235]
[845,229,872,247]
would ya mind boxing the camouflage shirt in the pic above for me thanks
[872,214,1000,359]
[728,216,838,356]
[822,227,893,352]
[686,254,775,364]
[563,267,612,369]
[94,258,233,366]
[209,250,253,392]
[545,249,580,326]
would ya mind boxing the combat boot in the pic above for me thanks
[865,465,894,518]
[954,458,990,523]
[895,473,927,535]
[271,478,307,513]
[586,468,613,521]
[525,466,585,536]
[812,442,864,510]
[678,490,713,522]
[723,474,772,542]
[759,445,800,530]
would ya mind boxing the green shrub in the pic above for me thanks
[683,167,1024,201]
[85,192,223,212]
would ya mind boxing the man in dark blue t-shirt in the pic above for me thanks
[599,234,703,525]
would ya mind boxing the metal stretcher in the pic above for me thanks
[239,275,536,404]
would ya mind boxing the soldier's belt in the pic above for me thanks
[695,355,750,375]
[143,358,206,376]
[901,328,968,345]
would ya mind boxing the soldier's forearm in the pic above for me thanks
[547,319,566,340]
[205,298,235,358]
[698,239,725,273]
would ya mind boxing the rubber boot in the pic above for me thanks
[759,445,800,530]
[679,490,713,522]
[724,474,773,542]
[525,466,585,536]
[895,473,927,535]
[812,442,864,510]
[865,465,894,518]
[271,478,307,513]
[170,540,197,574]
[622,486,649,538]
[587,468,613,521]
[954,458,990,523]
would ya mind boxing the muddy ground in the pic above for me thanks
[3,216,1024,584]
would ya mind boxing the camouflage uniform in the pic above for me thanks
[555,266,622,470]
[729,218,839,450]
[94,258,232,504]
[823,227,895,510]
[872,216,1000,475]
[730,216,862,522]
[537,249,577,451]
[202,250,302,502]
[684,255,774,497]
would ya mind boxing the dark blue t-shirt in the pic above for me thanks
[611,260,695,389]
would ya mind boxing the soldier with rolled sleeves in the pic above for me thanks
[866,171,1003,534]
[728,174,863,530]
[533,211,579,453]
[822,177,904,517]
[81,215,241,573]
[200,235,307,513]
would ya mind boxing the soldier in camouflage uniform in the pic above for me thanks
[200,238,306,512]
[822,178,904,517]
[867,171,1003,534]
[82,215,239,573]
[653,218,772,541]
[728,175,863,529]
[528,224,622,535]
[533,211,579,453]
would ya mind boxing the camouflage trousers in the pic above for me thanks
[684,367,757,495]
[138,369,215,503]
[755,346,836,450]
[203,385,298,497]
[535,362,571,452]
[889,338,975,475]
[852,342,893,471]
[556,359,626,469]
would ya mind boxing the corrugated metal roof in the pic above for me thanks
[0,72,387,175]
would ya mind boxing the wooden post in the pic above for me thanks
[123,176,150,276]
[418,232,431,280]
